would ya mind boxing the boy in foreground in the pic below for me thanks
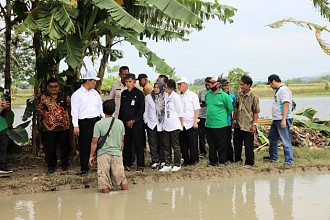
[89,100,128,193]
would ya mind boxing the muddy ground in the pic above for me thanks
[1,151,329,196]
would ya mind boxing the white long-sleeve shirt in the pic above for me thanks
[144,94,164,131]
[71,85,104,127]
[163,92,183,132]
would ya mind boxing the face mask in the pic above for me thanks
[210,86,217,92]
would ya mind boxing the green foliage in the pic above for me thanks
[0,32,35,84]
[227,68,249,94]
[325,81,330,91]
[93,0,144,33]
[101,77,117,90]
[57,35,84,69]
[293,108,330,136]
[7,121,30,145]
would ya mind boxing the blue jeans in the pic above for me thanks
[268,119,294,164]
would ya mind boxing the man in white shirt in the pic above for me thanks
[177,77,200,165]
[109,66,129,118]
[71,71,104,176]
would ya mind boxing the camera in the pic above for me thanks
[3,89,11,102]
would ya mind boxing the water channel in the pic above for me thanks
[1,173,330,219]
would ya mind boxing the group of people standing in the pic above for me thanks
[30,66,294,193]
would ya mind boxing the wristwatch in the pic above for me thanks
[253,122,258,126]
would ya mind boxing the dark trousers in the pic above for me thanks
[123,127,145,167]
[78,117,100,172]
[0,129,8,168]
[164,130,181,166]
[206,127,227,165]
[225,126,234,162]
[198,118,207,155]
[233,128,255,166]
[146,126,165,164]
[42,130,70,169]
[180,127,199,165]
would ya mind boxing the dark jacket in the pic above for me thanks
[118,87,145,128]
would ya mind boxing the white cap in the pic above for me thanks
[176,76,189,84]
[82,71,100,80]
[209,76,219,83]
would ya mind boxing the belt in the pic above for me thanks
[79,117,101,122]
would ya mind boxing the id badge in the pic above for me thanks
[167,110,170,118]
[131,99,135,106]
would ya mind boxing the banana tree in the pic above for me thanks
[12,0,236,154]
[267,0,330,56]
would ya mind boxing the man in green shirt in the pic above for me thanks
[89,99,128,193]
[0,99,12,174]
[205,77,233,167]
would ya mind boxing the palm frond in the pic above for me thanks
[37,2,78,40]
[97,23,174,75]
[268,18,330,55]
[143,26,186,42]
[312,0,330,21]
[92,0,145,33]
[57,35,84,68]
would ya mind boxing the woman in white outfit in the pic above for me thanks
[144,81,166,169]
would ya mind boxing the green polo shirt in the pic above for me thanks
[205,89,233,128]
[0,115,8,132]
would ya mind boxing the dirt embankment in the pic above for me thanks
[1,154,329,196]
[1,126,329,195]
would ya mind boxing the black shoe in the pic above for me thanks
[46,168,55,175]
[207,163,217,167]
[263,156,278,163]
[76,170,88,177]
[0,166,13,174]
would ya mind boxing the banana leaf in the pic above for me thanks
[7,121,31,144]
[22,97,36,121]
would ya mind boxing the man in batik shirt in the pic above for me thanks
[37,78,71,175]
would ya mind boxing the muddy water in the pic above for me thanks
[1,173,330,220]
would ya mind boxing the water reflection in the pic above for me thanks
[1,174,330,219]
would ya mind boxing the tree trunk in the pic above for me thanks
[3,0,11,107]
[31,0,43,156]
[97,35,113,91]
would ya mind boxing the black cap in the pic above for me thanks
[125,73,136,80]
[219,79,229,85]
[137,73,148,81]
[267,74,281,85]
[204,76,212,82]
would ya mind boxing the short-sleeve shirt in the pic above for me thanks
[109,81,126,118]
[272,85,293,120]
[180,90,200,129]
[198,89,207,118]
[235,90,260,132]
[227,92,236,126]
[93,117,125,157]
[205,89,233,129]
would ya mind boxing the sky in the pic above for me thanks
[83,0,330,82]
